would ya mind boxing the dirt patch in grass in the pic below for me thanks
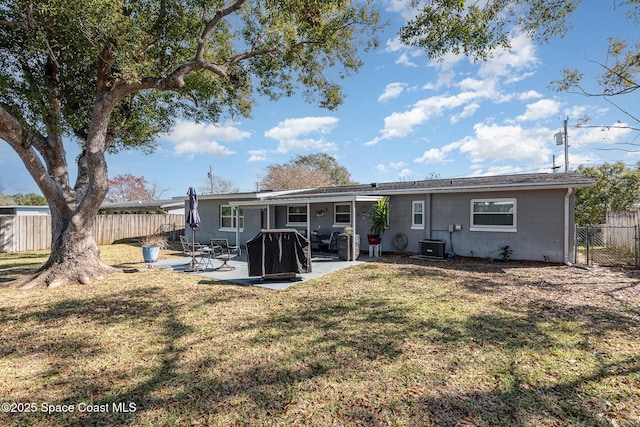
[1,248,638,426]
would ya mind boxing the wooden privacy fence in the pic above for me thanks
[605,211,640,251]
[0,214,185,253]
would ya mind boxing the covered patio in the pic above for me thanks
[147,250,380,290]
[227,194,384,257]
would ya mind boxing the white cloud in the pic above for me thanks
[414,141,460,165]
[384,36,404,53]
[414,148,448,164]
[478,33,538,79]
[265,116,338,140]
[517,99,562,121]
[518,90,543,100]
[389,161,407,169]
[247,150,268,162]
[265,116,339,153]
[366,91,480,144]
[164,120,249,156]
[470,165,526,176]
[276,138,337,153]
[456,122,552,164]
[451,103,480,123]
[378,83,407,102]
[428,51,466,73]
[375,164,389,173]
[384,0,419,21]
[398,168,414,180]
[573,121,634,147]
[395,52,418,67]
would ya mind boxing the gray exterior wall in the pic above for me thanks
[384,189,574,262]
[188,199,263,247]
[193,187,576,262]
[273,201,376,248]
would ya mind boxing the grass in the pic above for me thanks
[1,244,639,426]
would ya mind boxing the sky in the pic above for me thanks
[1,1,638,199]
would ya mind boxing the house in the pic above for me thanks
[99,199,185,215]
[0,205,51,216]
[188,173,595,263]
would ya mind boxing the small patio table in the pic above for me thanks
[201,245,236,271]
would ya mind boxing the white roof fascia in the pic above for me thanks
[278,181,594,199]
[380,182,595,195]
[194,188,310,202]
[229,195,382,208]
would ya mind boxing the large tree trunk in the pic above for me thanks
[2,104,120,289]
[17,197,119,289]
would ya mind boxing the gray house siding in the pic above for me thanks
[275,201,375,244]
[189,199,262,247]
[384,189,572,262]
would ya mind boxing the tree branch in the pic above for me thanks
[0,105,62,198]
[197,0,247,62]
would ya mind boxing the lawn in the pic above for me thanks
[1,244,639,426]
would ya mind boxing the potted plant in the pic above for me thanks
[368,196,389,245]
[140,234,168,263]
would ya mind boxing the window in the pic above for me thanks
[412,201,424,229]
[287,205,307,225]
[334,203,351,225]
[470,198,516,232]
[220,205,244,230]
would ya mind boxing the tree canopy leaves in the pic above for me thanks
[0,0,381,287]
[575,162,640,225]
[400,0,581,62]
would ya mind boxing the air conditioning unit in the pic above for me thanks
[419,239,445,259]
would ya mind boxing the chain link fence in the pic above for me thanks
[575,225,640,267]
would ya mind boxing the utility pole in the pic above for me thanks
[554,117,569,172]
[563,116,569,172]
[207,165,214,194]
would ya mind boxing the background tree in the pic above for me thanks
[574,162,640,225]
[13,193,48,206]
[106,174,153,202]
[292,153,355,185]
[259,153,353,190]
[259,163,332,191]
[0,0,380,288]
[0,193,48,205]
[0,194,14,205]
[200,168,238,195]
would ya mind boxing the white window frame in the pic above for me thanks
[411,200,425,230]
[333,203,351,227]
[470,198,517,232]
[286,205,308,226]
[219,205,244,232]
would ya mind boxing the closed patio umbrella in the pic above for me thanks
[186,187,201,270]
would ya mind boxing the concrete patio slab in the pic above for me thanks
[147,252,378,290]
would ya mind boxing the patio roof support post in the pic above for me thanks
[306,202,311,242]
[266,205,271,230]
[352,199,357,260]
[234,207,240,248]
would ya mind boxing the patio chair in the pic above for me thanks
[179,235,207,257]
[209,238,239,270]
[210,238,241,256]
[321,231,340,252]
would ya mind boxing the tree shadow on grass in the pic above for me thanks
[2,268,639,426]
[415,355,640,427]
